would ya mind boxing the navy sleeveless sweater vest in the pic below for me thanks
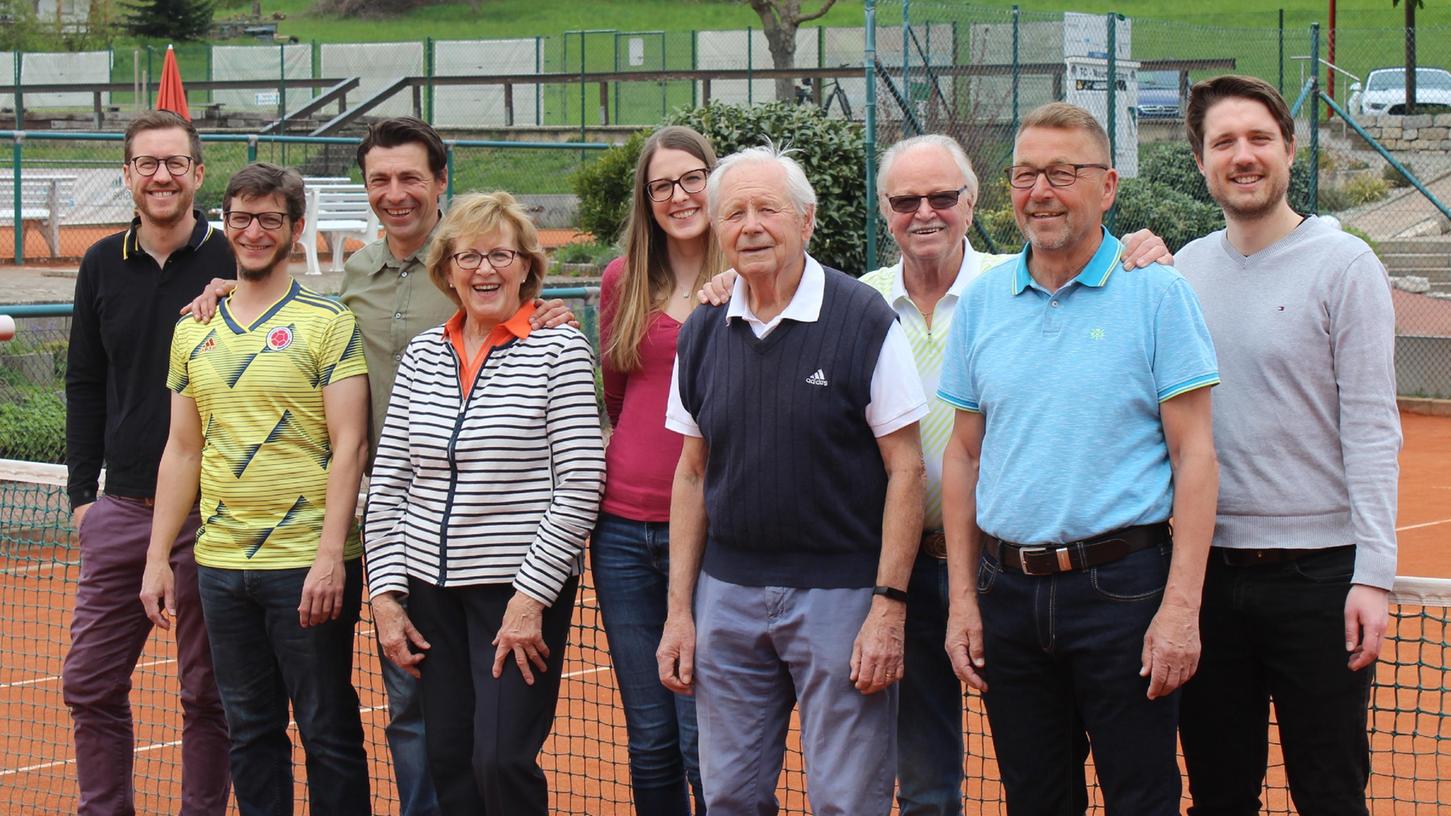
[675,265,898,589]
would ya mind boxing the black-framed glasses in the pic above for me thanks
[1006,163,1110,189]
[645,168,709,202]
[886,186,969,214]
[129,155,195,176]
[223,211,287,231]
[451,249,520,270]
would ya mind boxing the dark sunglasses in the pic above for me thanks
[886,186,968,214]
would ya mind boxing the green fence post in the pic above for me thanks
[690,30,698,108]
[146,44,154,107]
[278,44,287,166]
[1309,23,1320,213]
[1277,9,1285,94]
[865,0,878,273]
[205,43,213,104]
[1011,6,1020,130]
[247,135,257,164]
[12,53,22,264]
[535,36,543,127]
[612,33,620,126]
[747,26,753,105]
[661,33,668,118]
[426,37,435,126]
[1106,12,1117,231]
[902,0,910,122]
[574,33,580,139]
[445,142,456,208]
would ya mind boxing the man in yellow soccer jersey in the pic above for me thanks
[140,162,373,815]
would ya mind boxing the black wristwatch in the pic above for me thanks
[872,585,909,604]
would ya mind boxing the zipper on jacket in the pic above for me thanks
[435,337,518,587]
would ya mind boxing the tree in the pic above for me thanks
[1392,0,1422,114]
[746,0,839,102]
[123,0,215,41]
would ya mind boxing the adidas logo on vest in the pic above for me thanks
[805,369,829,387]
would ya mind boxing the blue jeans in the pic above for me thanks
[197,561,370,816]
[898,553,965,816]
[977,540,1181,815]
[378,597,440,816]
[1180,546,1372,816]
[591,512,705,815]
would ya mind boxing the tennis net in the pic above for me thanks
[2,461,1448,814]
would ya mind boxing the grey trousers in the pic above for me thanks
[694,572,897,816]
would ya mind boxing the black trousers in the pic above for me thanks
[1180,546,1373,816]
[408,576,579,816]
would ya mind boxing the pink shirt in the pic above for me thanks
[599,257,684,522]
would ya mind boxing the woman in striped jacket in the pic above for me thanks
[364,191,605,815]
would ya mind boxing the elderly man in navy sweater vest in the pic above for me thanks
[656,144,928,815]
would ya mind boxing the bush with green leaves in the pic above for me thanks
[572,129,649,245]
[1112,179,1226,252]
[0,387,65,464]
[572,101,874,273]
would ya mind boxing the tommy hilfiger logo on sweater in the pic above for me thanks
[805,369,829,387]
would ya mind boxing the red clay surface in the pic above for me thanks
[1,411,1448,814]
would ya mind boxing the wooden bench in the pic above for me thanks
[299,183,379,275]
[0,175,78,257]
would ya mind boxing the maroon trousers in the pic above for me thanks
[62,495,231,815]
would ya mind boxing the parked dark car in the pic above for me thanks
[1136,70,1183,120]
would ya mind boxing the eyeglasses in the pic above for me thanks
[451,249,520,270]
[886,186,969,214]
[223,211,287,231]
[129,155,196,177]
[646,168,709,202]
[1005,163,1110,189]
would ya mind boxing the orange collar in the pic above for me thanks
[442,301,537,398]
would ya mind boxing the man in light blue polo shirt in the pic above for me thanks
[938,102,1221,815]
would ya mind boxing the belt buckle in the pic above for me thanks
[1019,546,1050,576]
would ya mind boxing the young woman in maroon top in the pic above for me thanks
[594,126,724,815]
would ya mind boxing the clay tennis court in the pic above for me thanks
[1,409,1448,814]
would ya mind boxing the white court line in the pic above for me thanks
[563,666,609,680]
[0,657,175,690]
[0,561,73,576]
[0,738,181,777]
[1397,517,1451,532]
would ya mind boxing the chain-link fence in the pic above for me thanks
[864,1,1451,399]
[0,132,605,262]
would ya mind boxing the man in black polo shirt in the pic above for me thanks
[63,110,232,816]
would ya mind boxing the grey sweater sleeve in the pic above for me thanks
[1329,249,1401,589]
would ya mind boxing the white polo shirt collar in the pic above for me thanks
[725,253,825,338]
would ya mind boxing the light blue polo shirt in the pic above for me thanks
[938,227,1219,544]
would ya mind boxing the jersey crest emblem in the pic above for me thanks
[266,326,294,351]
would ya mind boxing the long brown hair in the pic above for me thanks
[605,126,726,373]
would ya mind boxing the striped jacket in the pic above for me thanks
[363,323,605,607]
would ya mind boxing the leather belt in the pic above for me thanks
[985,523,1170,576]
[920,529,947,560]
[1215,546,1333,567]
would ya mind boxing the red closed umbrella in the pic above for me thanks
[154,44,191,121]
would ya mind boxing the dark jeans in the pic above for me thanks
[62,495,230,816]
[898,552,965,816]
[409,575,579,816]
[591,512,706,815]
[977,541,1181,815]
[1180,545,1373,816]
[197,561,370,816]
[377,597,440,816]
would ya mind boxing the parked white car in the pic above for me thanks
[1349,67,1451,116]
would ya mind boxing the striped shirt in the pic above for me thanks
[363,313,605,607]
[859,240,1015,528]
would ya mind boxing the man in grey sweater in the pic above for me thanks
[1175,74,1401,815]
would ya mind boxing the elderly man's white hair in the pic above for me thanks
[875,134,979,218]
[705,141,817,221]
